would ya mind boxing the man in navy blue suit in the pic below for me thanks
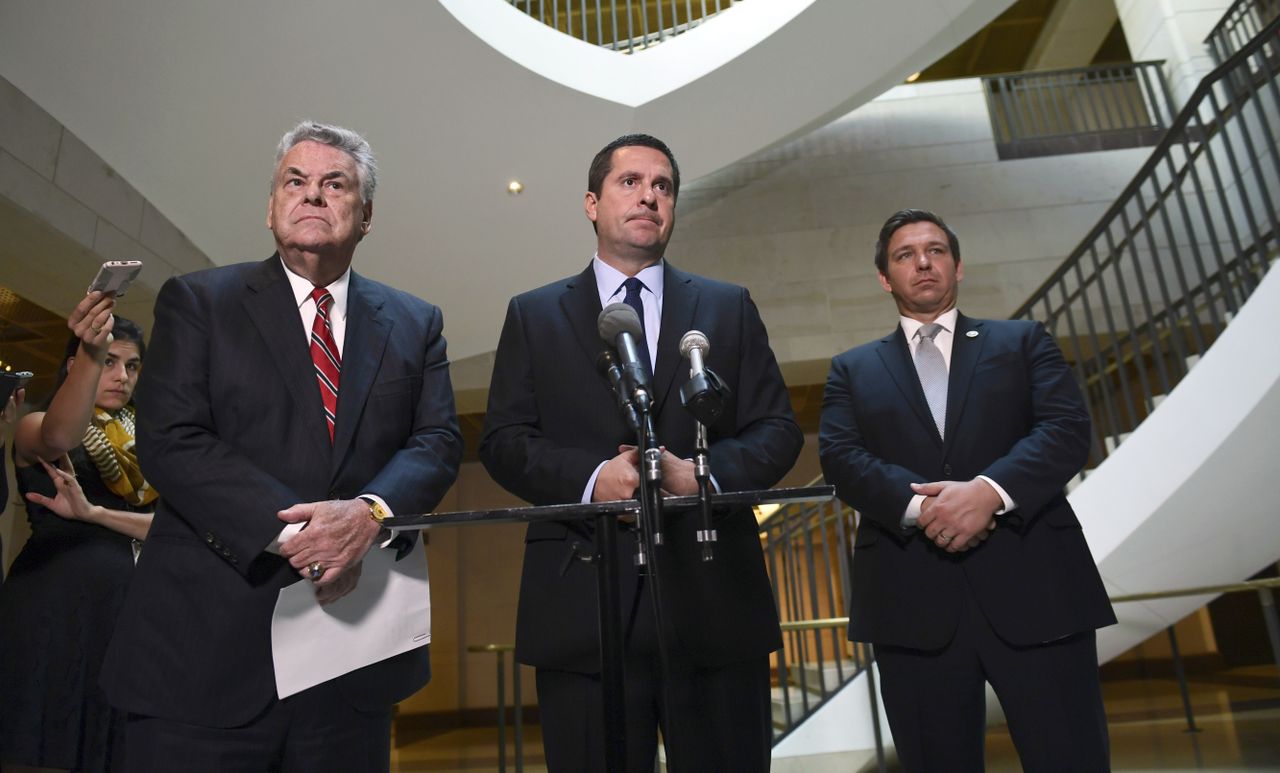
[819,209,1114,772]
[102,122,461,771]
[481,134,801,772]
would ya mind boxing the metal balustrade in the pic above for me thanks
[759,496,865,741]
[507,0,740,53]
[983,61,1176,159]
[1011,13,1280,473]
[1206,0,1280,65]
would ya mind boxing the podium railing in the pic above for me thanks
[386,485,833,770]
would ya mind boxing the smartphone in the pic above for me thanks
[0,370,33,406]
[88,260,143,297]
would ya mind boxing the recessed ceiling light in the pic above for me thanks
[906,71,921,83]
[507,180,524,195]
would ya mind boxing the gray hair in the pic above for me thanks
[273,121,378,202]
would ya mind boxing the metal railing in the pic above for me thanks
[1010,13,1280,472]
[1206,0,1280,65]
[507,0,741,53]
[465,644,525,773]
[758,495,866,741]
[982,61,1176,160]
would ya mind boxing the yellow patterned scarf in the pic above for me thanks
[82,405,158,507]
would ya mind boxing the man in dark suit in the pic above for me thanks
[480,134,802,772]
[819,209,1115,772]
[100,122,462,771]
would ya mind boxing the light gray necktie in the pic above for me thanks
[914,323,947,439]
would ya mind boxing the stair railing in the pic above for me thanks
[1009,13,1280,473]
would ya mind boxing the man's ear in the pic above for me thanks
[584,191,598,224]
[360,200,374,237]
[877,271,892,294]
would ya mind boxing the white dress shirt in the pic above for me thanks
[899,308,1016,526]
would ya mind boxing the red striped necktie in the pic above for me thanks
[310,287,341,442]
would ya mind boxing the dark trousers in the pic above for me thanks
[535,579,773,773]
[875,578,1110,773]
[123,678,391,773]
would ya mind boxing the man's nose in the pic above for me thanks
[304,180,324,204]
[640,185,657,205]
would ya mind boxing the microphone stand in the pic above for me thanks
[693,422,716,562]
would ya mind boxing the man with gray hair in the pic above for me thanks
[101,121,462,770]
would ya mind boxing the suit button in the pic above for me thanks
[943,464,953,477]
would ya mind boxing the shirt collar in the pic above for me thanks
[900,307,959,342]
[280,256,351,317]
[592,255,665,305]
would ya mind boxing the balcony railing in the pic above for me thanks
[507,0,741,53]
[1011,13,1280,473]
[983,61,1176,160]
[1206,0,1280,65]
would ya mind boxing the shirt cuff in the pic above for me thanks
[976,475,1016,514]
[901,494,925,528]
[266,522,305,555]
[582,461,609,504]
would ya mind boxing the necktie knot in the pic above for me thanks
[917,322,942,342]
[623,277,645,301]
[312,287,334,315]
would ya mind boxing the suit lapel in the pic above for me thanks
[559,265,608,375]
[942,313,986,454]
[242,258,332,454]
[652,263,698,414]
[875,327,942,445]
[331,272,392,476]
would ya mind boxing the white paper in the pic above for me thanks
[271,545,431,698]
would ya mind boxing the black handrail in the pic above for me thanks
[1009,12,1280,471]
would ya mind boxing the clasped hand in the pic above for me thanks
[912,478,1001,553]
[278,499,381,604]
[591,445,700,503]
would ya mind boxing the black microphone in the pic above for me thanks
[598,303,651,409]
[596,350,640,433]
[679,330,729,425]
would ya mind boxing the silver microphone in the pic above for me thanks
[679,330,710,378]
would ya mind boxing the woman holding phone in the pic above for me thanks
[0,290,155,773]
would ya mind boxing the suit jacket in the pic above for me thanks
[479,262,803,672]
[818,314,1114,650]
[101,257,462,727]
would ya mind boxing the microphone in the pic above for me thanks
[598,303,651,409]
[678,330,730,425]
[596,350,640,433]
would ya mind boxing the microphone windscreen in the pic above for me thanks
[598,303,644,342]
[679,330,710,360]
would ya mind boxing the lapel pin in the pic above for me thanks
[966,330,979,338]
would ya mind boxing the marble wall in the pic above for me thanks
[667,77,1153,372]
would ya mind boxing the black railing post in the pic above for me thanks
[1166,624,1201,733]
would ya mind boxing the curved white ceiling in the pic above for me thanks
[0,0,1012,362]
[439,0,819,106]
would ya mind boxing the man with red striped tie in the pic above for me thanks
[102,122,462,771]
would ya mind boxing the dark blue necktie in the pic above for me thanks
[622,277,652,372]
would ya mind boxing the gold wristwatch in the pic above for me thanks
[359,495,390,524]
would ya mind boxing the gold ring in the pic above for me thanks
[308,561,324,580]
